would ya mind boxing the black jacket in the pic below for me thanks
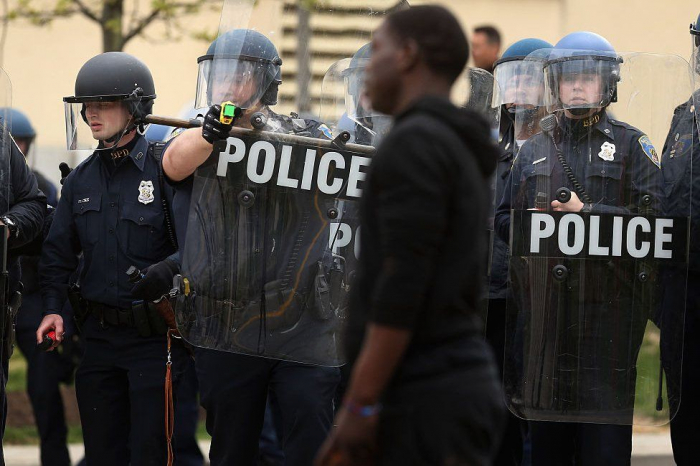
[345,95,499,380]
[5,137,47,266]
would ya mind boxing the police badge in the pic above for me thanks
[138,180,155,204]
[598,141,616,161]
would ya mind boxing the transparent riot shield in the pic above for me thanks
[0,72,11,418]
[175,0,407,365]
[175,132,371,366]
[503,51,692,425]
[485,51,551,332]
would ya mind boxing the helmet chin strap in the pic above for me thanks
[97,114,137,150]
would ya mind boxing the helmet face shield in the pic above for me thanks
[195,57,280,109]
[544,55,620,113]
[63,98,133,150]
[691,27,700,76]
[492,59,547,109]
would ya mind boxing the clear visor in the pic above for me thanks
[692,32,700,77]
[492,60,546,109]
[63,100,133,151]
[544,57,616,113]
[195,57,278,109]
[319,57,391,146]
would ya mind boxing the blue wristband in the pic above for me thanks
[343,400,382,417]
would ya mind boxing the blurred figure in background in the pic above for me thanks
[472,25,502,74]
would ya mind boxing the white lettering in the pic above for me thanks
[654,218,674,259]
[588,216,609,256]
[216,137,246,177]
[530,213,556,253]
[559,214,585,255]
[329,223,352,254]
[612,216,624,256]
[627,217,651,259]
[247,141,276,184]
[317,152,345,195]
[276,145,299,188]
[346,156,370,198]
[301,149,316,191]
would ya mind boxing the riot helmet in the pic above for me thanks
[2,108,35,154]
[63,52,156,150]
[195,29,282,109]
[690,13,700,74]
[492,38,552,112]
[339,43,391,145]
[543,32,621,115]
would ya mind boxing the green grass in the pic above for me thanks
[4,425,84,445]
[7,350,27,393]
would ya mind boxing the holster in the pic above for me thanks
[2,288,21,360]
[132,301,169,337]
[68,284,89,333]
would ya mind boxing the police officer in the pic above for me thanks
[162,30,339,466]
[488,38,552,466]
[495,32,665,464]
[337,43,392,146]
[5,108,74,466]
[37,52,188,465]
[0,106,46,463]
[658,14,700,465]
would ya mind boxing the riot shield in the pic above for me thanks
[503,51,692,425]
[0,72,11,420]
[175,0,408,366]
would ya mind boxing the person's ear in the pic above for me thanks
[396,38,420,73]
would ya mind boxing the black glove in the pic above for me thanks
[130,258,179,302]
[202,104,234,144]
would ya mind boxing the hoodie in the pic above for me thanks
[345,95,499,381]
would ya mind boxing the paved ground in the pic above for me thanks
[1,432,677,465]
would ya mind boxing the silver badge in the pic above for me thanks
[598,142,616,161]
[138,180,155,205]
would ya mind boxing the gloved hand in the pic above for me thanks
[131,258,179,302]
[202,104,234,144]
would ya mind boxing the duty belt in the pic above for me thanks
[86,301,135,327]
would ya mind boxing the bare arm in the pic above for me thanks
[162,127,213,182]
[162,105,233,182]
[343,323,412,406]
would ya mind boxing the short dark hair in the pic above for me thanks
[473,25,501,46]
[385,5,469,84]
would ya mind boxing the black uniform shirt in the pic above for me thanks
[495,111,665,244]
[40,135,176,313]
[660,92,700,268]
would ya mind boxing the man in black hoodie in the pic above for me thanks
[315,6,505,466]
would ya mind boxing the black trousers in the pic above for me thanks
[194,347,340,466]
[670,282,700,465]
[75,315,188,466]
[486,298,527,466]
[530,421,632,465]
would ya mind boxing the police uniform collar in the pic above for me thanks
[127,135,149,171]
[592,111,615,141]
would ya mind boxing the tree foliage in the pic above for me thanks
[6,0,222,51]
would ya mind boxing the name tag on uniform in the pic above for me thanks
[532,157,547,165]
[77,198,89,204]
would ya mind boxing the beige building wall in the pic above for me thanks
[2,0,698,185]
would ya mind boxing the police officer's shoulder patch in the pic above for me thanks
[318,124,332,140]
[166,127,185,141]
[638,135,660,168]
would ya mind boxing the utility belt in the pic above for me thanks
[84,299,169,337]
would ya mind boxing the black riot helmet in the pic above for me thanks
[195,29,283,109]
[63,52,156,149]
